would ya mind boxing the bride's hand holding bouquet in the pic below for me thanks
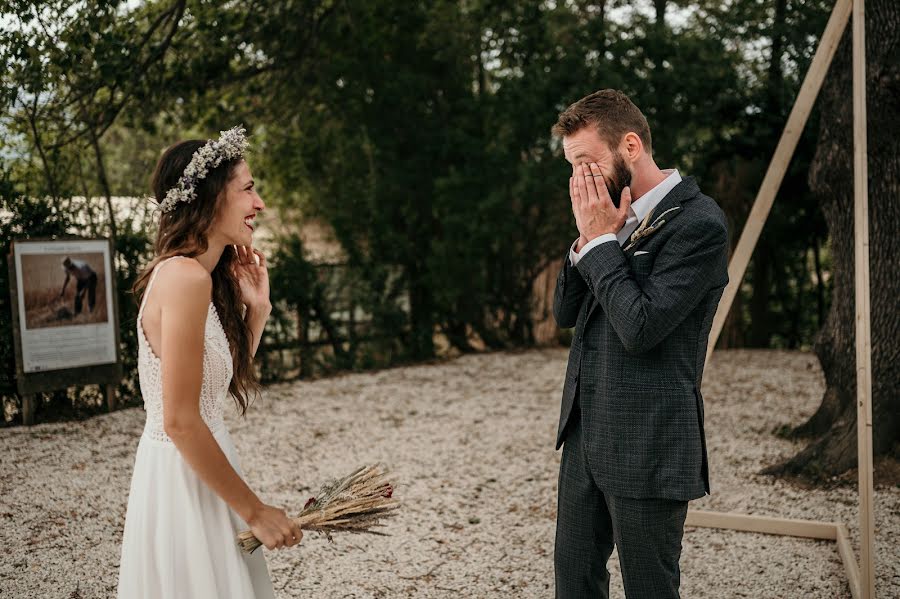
[244,502,304,551]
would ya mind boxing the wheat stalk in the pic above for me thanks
[236,464,400,554]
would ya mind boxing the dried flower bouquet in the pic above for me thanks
[237,464,399,554]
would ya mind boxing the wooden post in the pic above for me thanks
[837,523,862,599]
[298,307,312,379]
[347,298,357,366]
[21,393,35,426]
[105,383,117,412]
[705,0,853,361]
[852,0,876,596]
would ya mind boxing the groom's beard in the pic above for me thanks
[606,153,633,208]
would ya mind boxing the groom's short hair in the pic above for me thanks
[552,89,652,155]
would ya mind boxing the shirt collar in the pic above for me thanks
[630,169,681,223]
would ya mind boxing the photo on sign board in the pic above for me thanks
[20,252,110,330]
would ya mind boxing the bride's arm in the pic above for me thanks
[245,303,271,358]
[159,262,301,549]
[159,261,264,523]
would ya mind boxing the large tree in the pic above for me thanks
[766,0,899,477]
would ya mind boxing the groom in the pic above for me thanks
[551,89,729,598]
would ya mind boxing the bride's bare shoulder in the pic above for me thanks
[153,257,212,303]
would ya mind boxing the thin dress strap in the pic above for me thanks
[138,256,186,320]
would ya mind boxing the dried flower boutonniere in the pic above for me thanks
[622,206,682,253]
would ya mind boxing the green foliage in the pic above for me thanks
[255,0,792,355]
[267,235,398,374]
[687,0,833,349]
[0,0,838,421]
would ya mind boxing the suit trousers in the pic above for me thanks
[555,404,689,599]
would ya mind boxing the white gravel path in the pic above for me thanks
[1,349,897,598]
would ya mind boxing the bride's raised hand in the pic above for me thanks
[231,245,271,312]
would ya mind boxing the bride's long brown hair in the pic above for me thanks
[133,140,259,415]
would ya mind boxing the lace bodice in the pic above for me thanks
[137,256,234,442]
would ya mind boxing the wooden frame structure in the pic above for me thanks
[695,0,877,596]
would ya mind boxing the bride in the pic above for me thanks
[117,126,301,598]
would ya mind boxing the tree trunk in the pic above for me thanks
[748,243,772,347]
[747,0,787,349]
[812,236,825,327]
[654,0,666,27]
[90,131,118,244]
[309,292,351,368]
[442,320,475,353]
[765,0,900,478]
[28,97,60,209]
[767,0,786,111]
[406,261,435,360]
[712,160,755,349]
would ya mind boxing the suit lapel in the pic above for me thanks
[621,177,697,256]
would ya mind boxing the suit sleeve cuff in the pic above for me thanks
[575,236,628,292]
[571,233,617,265]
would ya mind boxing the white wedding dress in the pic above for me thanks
[117,256,275,599]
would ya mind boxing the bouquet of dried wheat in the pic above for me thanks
[237,464,399,554]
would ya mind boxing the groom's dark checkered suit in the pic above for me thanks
[553,176,729,598]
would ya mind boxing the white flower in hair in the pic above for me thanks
[158,125,249,213]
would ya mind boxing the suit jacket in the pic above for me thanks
[553,176,729,501]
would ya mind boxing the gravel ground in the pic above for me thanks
[1,349,897,598]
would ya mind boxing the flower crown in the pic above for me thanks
[158,125,249,213]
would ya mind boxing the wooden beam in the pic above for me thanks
[21,393,35,426]
[687,510,865,595]
[852,0,876,596]
[705,0,853,361]
[837,523,861,599]
[685,510,838,540]
[105,383,117,412]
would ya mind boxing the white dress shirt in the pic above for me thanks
[62,259,96,282]
[569,169,682,265]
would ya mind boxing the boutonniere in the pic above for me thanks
[622,206,682,252]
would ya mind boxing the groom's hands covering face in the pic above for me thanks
[570,163,631,250]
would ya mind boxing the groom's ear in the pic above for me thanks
[620,132,644,161]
